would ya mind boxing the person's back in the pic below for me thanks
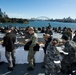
[4,33,16,52]
[2,29,16,71]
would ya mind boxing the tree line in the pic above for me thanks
[0,13,76,23]
[0,14,29,23]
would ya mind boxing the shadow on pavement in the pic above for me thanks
[0,62,45,75]
[0,62,76,75]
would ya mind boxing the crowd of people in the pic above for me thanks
[0,25,76,75]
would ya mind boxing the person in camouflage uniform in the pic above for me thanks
[27,27,38,71]
[41,34,52,68]
[61,35,76,74]
[45,39,61,75]
[73,33,76,43]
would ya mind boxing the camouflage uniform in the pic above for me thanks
[45,43,61,75]
[61,41,76,73]
[28,33,38,68]
[73,34,76,43]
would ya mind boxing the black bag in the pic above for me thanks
[24,41,32,50]
[24,41,40,51]
[33,43,40,51]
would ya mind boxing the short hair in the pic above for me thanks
[28,27,34,31]
[52,38,58,43]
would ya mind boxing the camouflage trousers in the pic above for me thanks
[45,60,61,75]
[28,50,36,68]
[61,56,74,72]
[5,50,15,67]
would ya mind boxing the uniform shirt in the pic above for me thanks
[63,41,76,58]
[29,33,38,50]
[46,43,60,61]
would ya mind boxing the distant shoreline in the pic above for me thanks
[0,21,76,30]
[1,20,76,24]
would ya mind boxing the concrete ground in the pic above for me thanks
[0,62,76,75]
[0,62,45,75]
